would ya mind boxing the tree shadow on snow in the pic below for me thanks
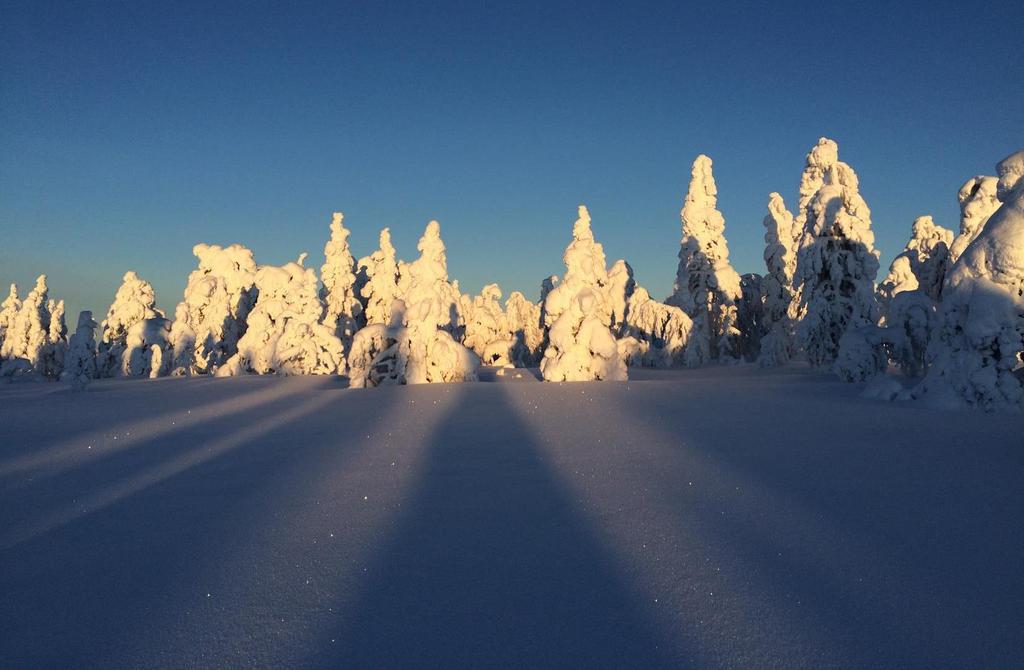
[312,384,679,668]
[628,387,1024,667]
[0,377,399,668]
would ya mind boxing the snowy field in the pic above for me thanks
[1,367,1022,668]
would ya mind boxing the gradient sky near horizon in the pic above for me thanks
[2,1,1022,320]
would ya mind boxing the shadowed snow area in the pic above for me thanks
[1,368,1022,668]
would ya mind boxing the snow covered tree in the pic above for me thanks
[793,138,882,372]
[540,207,625,381]
[41,298,67,378]
[395,221,463,334]
[348,298,479,388]
[61,311,98,389]
[0,275,52,377]
[320,212,363,352]
[919,149,1024,411]
[123,317,172,378]
[621,285,692,368]
[758,193,797,367]
[542,207,611,330]
[504,291,544,367]
[834,325,887,382]
[463,284,513,365]
[604,259,692,368]
[542,288,626,381]
[349,222,478,387]
[877,216,953,317]
[950,175,1000,262]
[666,155,742,363]
[169,243,258,375]
[219,254,344,376]
[606,259,634,334]
[884,291,936,378]
[97,271,164,377]
[359,228,401,326]
[0,284,21,354]
[737,273,765,362]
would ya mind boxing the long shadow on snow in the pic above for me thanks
[631,378,1024,667]
[313,383,678,668]
[0,374,296,482]
[0,376,337,546]
[0,376,391,669]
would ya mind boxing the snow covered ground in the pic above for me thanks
[1,367,1021,668]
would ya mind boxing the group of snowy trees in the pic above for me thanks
[2,141,1021,410]
[747,140,1024,412]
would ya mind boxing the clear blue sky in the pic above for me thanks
[2,0,1021,321]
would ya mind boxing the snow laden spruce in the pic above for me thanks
[790,139,882,380]
[758,193,798,367]
[3,140,1023,411]
[219,254,345,376]
[348,221,478,387]
[0,275,65,379]
[320,212,364,355]
[667,155,742,365]
[97,271,170,378]
[915,150,1024,410]
[168,243,258,375]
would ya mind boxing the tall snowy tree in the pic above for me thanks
[542,206,611,330]
[320,212,363,352]
[348,223,478,387]
[666,155,742,364]
[0,283,21,357]
[220,254,344,376]
[793,138,882,371]
[169,243,258,375]
[396,221,463,334]
[42,298,67,378]
[359,228,401,326]
[0,275,52,376]
[540,206,626,381]
[61,311,98,389]
[98,271,164,377]
[919,149,1024,411]
[950,175,1000,261]
[758,193,797,366]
